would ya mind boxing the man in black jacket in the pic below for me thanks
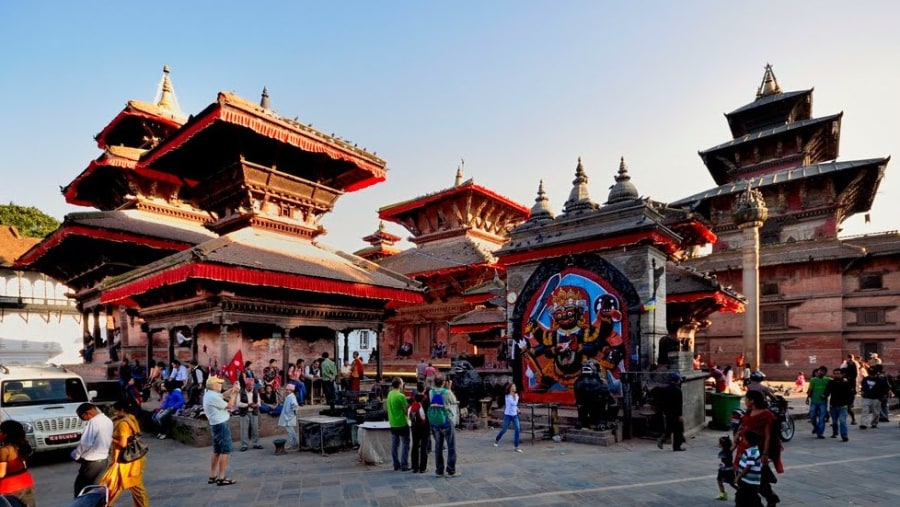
[824,368,854,441]
[656,372,685,451]
[859,364,889,429]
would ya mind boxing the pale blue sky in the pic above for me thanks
[1,1,898,253]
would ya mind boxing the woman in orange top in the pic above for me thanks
[100,400,149,506]
[0,420,36,507]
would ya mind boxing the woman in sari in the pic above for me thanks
[733,390,781,506]
[100,400,149,506]
[0,420,35,507]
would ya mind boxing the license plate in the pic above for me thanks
[48,433,80,443]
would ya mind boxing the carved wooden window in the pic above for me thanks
[859,273,883,290]
[761,306,786,329]
[760,281,780,296]
[857,309,885,326]
[359,330,370,349]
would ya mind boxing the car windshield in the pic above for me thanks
[1,378,89,407]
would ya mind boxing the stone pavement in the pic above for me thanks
[27,411,900,507]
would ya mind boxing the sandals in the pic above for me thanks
[216,478,237,486]
[207,477,216,484]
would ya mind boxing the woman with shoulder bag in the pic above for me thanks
[99,400,149,506]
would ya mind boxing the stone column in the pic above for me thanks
[733,186,768,371]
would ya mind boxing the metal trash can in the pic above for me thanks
[709,392,743,429]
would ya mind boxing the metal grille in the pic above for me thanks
[33,416,82,432]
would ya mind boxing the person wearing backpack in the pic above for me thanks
[408,390,430,473]
[385,377,410,471]
[429,374,459,477]
[734,390,781,507]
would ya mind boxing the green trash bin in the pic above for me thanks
[709,392,743,429]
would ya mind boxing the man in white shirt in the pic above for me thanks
[168,359,189,389]
[203,375,240,486]
[72,402,114,498]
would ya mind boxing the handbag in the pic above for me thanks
[119,420,149,463]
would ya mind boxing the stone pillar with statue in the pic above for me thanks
[733,184,768,371]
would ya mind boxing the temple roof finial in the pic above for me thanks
[607,155,639,204]
[563,157,596,214]
[455,165,463,186]
[756,63,782,99]
[528,180,555,222]
[155,65,183,117]
[260,87,271,110]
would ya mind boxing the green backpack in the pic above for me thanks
[428,388,450,427]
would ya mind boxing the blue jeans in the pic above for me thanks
[289,380,306,404]
[431,424,456,475]
[210,422,233,454]
[495,414,521,448]
[829,405,848,438]
[809,401,827,436]
[390,426,410,470]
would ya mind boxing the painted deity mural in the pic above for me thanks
[512,256,639,405]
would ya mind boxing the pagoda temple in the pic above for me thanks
[674,65,896,375]
[358,167,530,365]
[16,67,423,376]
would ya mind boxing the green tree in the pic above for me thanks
[0,203,60,238]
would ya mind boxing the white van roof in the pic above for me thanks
[0,364,84,380]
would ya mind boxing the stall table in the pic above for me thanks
[357,420,392,465]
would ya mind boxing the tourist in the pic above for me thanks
[859,364,889,429]
[656,372,686,451]
[320,352,338,409]
[734,390,781,507]
[424,362,437,388]
[154,386,185,439]
[236,380,263,451]
[259,383,282,416]
[429,373,459,477]
[493,382,522,452]
[840,354,859,425]
[806,366,830,437]
[407,389,430,473]
[277,384,300,450]
[824,368,852,441]
[714,434,736,501]
[386,377,410,471]
[203,376,239,486]
[72,402,113,498]
[100,400,149,506]
[0,420,36,507]
[734,431,763,507]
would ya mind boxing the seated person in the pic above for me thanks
[397,341,413,358]
[259,384,282,416]
[175,330,192,347]
[153,386,185,439]
[2,382,30,403]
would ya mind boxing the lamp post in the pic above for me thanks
[733,184,768,370]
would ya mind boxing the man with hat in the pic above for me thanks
[657,372,686,451]
[203,375,240,486]
[71,402,113,497]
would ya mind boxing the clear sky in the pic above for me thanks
[1,1,898,253]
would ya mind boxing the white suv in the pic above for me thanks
[0,364,97,452]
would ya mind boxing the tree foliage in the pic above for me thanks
[0,203,60,238]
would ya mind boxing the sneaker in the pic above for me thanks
[435,472,445,477]
[816,435,825,439]
[240,446,248,452]
[157,434,167,440]
[252,445,264,449]
[830,434,837,438]
[841,437,849,442]
[716,492,728,501]
[493,442,499,447]
[447,471,460,478]
[515,447,523,453]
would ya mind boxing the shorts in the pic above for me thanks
[210,421,233,454]
[717,468,735,485]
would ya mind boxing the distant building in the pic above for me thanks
[0,225,81,363]
[676,66,895,376]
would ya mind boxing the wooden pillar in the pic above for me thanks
[376,324,383,381]
[92,307,102,348]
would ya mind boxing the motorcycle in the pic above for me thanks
[730,394,794,442]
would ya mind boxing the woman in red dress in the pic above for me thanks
[0,420,36,507]
[734,390,782,506]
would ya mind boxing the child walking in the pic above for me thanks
[715,435,736,500]
[734,431,763,507]
[493,383,522,452]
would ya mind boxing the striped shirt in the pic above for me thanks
[738,445,762,485]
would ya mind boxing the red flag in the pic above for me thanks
[224,350,243,384]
